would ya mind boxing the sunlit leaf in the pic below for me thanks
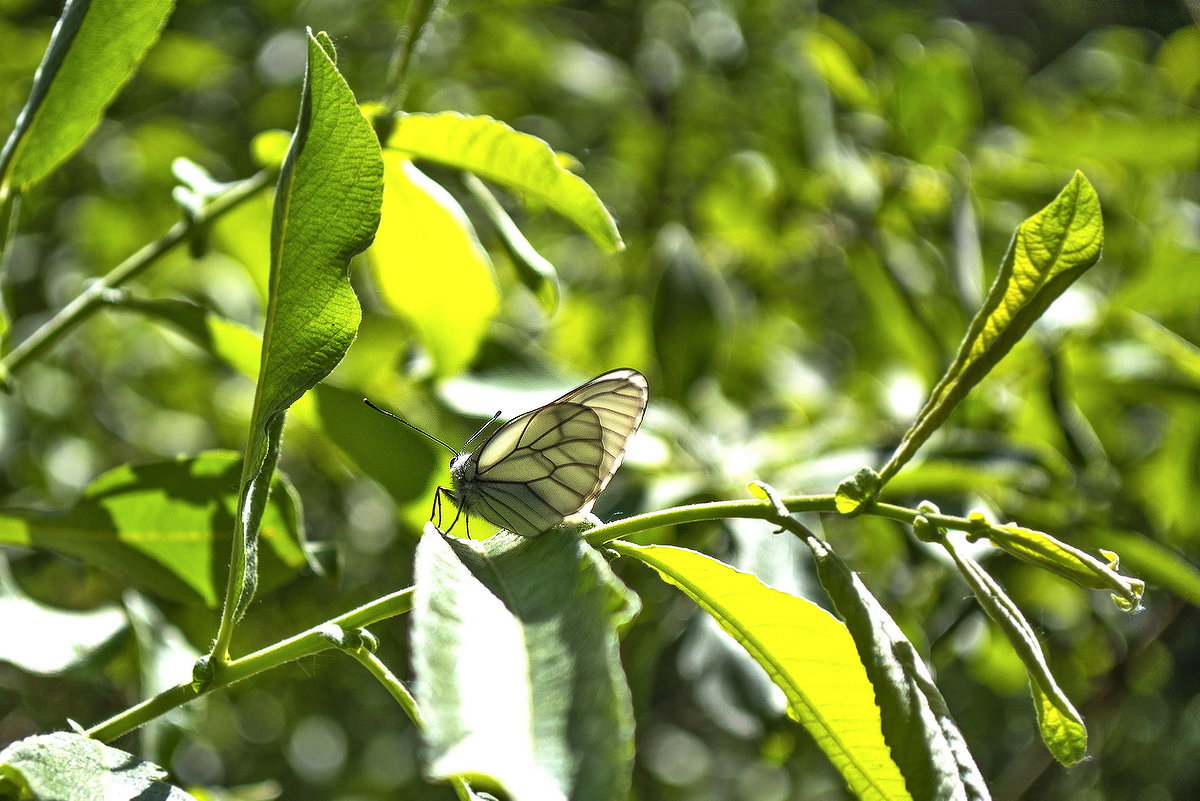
[413,526,638,801]
[0,452,307,607]
[226,30,382,624]
[0,732,195,801]
[882,172,1104,483]
[369,155,498,377]
[385,112,623,252]
[0,0,175,194]
[612,541,914,801]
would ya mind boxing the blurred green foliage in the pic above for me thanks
[2,0,1200,799]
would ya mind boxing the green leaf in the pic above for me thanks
[0,452,307,607]
[463,171,560,314]
[799,533,991,801]
[385,112,623,252]
[412,526,638,801]
[977,523,1143,611]
[223,30,382,628]
[0,0,175,194]
[612,541,914,801]
[881,172,1104,483]
[0,732,195,801]
[835,467,883,515]
[943,538,1087,766]
[1074,529,1200,609]
[369,154,498,376]
[0,554,127,675]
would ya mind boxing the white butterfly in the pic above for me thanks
[367,369,648,537]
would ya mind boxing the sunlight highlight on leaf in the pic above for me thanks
[370,154,498,377]
[613,541,914,801]
[882,172,1104,483]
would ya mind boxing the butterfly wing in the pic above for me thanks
[462,369,649,536]
[465,402,606,535]
[547,368,648,501]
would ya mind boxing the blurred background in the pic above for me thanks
[1,0,1200,798]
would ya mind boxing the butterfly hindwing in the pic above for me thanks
[453,369,648,536]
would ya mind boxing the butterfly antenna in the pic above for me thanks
[362,399,459,456]
[462,410,504,449]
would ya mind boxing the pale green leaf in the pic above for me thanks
[463,171,560,314]
[369,154,498,376]
[943,539,1087,765]
[0,0,175,193]
[882,172,1104,482]
[0,452,307,607]
[0,554,126,675]
[612,541,914,801]
[385,112,623,252]
[0,732,195,801]
[226,30,382,624]
[413,526,638,801]
[801,534,990,801]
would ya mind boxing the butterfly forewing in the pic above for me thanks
[453,369,648,537]
[548,368,648,500]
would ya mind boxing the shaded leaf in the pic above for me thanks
[413,525,638,801]
[943,538,1087,765]
[800,531,990,801]
[612,541,914,801]
[0,452,307,607]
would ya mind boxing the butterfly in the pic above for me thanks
[366,368,648,537]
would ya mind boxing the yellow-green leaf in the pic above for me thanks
[612,541,913,801]
[369,153,499,376]
[385,112,623,252]
[882,172,1103,483]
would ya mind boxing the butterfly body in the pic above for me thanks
[441,369,648,537]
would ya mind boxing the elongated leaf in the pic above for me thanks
[413,525,638,801]
[943,538,1087,765]
[1075,528,1200,609]
[0,0,175,194]
[225,30,382,626]
[801,533,990,801]
[386,112,623,252]
[612,541,914,801]
[464,172,560,313]
[881,173,1103,483]
[0,554,126,675]
[0,452,306,607]
[0,732,195,801]
[369,154,498,376]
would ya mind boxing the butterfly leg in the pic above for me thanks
[445,503,463,537]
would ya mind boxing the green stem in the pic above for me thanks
[584,494,975,547]
[87,493,981,744]
[342,646,473,801]
[0,169,273,388]
[384,0,447,115]
[86,586,413,743]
